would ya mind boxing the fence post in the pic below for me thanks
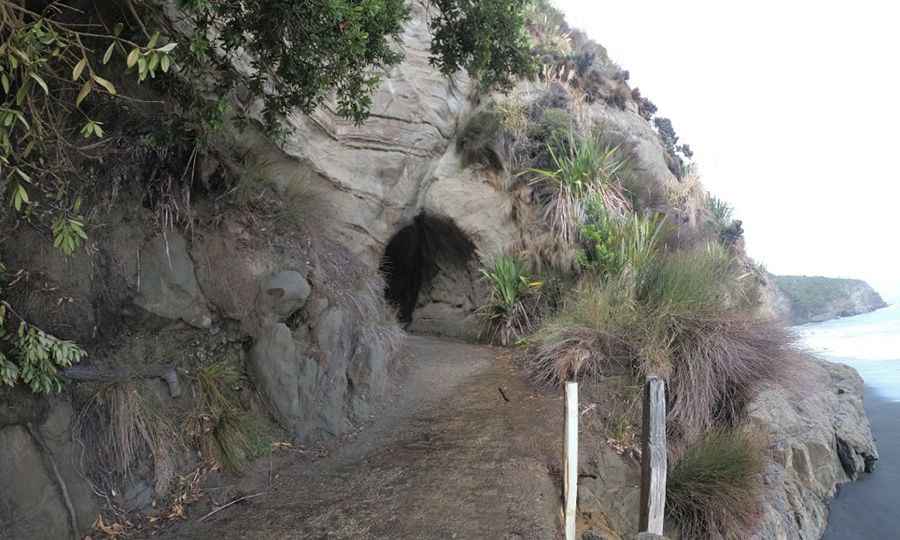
[639,375,667,535]
[564,380,578,540]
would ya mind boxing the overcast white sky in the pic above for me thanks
[555,0,900,302]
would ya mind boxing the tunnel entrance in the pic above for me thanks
[380,214,481,338]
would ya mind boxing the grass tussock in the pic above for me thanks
[77,382,182,495]
[528,278,636,384]
[191,361,258,473]
[667,429,766,539]
[527,233,800,438]
[479,255,543,345]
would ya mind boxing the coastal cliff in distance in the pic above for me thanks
[774,275,887,325]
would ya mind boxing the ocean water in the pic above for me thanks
[794,303,900,401]
[808,303,900,539]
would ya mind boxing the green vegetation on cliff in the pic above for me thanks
[775,275,886,324]
[465,36,790,535]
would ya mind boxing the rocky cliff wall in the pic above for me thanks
[749,359,878,539]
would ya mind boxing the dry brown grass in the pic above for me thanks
[657,312,799,439]
[527,279,636,385]
[77,382,182,496]
[526,244,802,440]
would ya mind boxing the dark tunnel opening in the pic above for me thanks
[380,214,476,327]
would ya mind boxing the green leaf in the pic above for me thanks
[138,56,147,76]
[29,73,49,95]
[72,57,88,81]
[15,83,28,106]
[148,52,159,74]
[126,48,141,68]
[160,54,171,73]
[76,79,92,107]
[103,43,115,65]
[14,112,29,131]
[92,75,117,95]
[1,74,9,94]
[157,42,178,53]
[147,31,160,49]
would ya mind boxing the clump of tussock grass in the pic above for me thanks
[650,311,798,437]
[667,429,766,539]
[478,255,543,345]
[527,237,800,438]
[529,131,632,245]
[528,277,636,384]
[77,381,182,495]
[192,361,256,473]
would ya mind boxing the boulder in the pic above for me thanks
[0,399,98,540]
[249,323,305,429]
[347,338,389,420]
[258,271,311,320]
[134,232,213,328]
[748,359,878,539]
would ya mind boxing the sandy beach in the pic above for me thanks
[823,386,900,539]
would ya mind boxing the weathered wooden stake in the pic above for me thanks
[639,375,667,535]
[564,380,578,540]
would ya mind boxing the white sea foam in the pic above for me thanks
[794,303,900,401]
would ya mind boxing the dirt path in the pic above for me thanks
[163,336,565,539]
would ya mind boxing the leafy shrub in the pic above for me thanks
[0,263,86,393]
[653,117,693,178]
[705,194,744,247]
[0,4,178,256]
[428,0,536,92]
[667,429,765,539]
[479,255,542,345]
[456,110,505,171]
[529,131,632,245]
[706,194,734,231]
[578,201,666,280]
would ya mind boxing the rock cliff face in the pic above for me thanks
[774,275,887,325]
[748,359,878,539]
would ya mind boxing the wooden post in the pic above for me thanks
[564,381,578,540]
[639,376,667,535]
